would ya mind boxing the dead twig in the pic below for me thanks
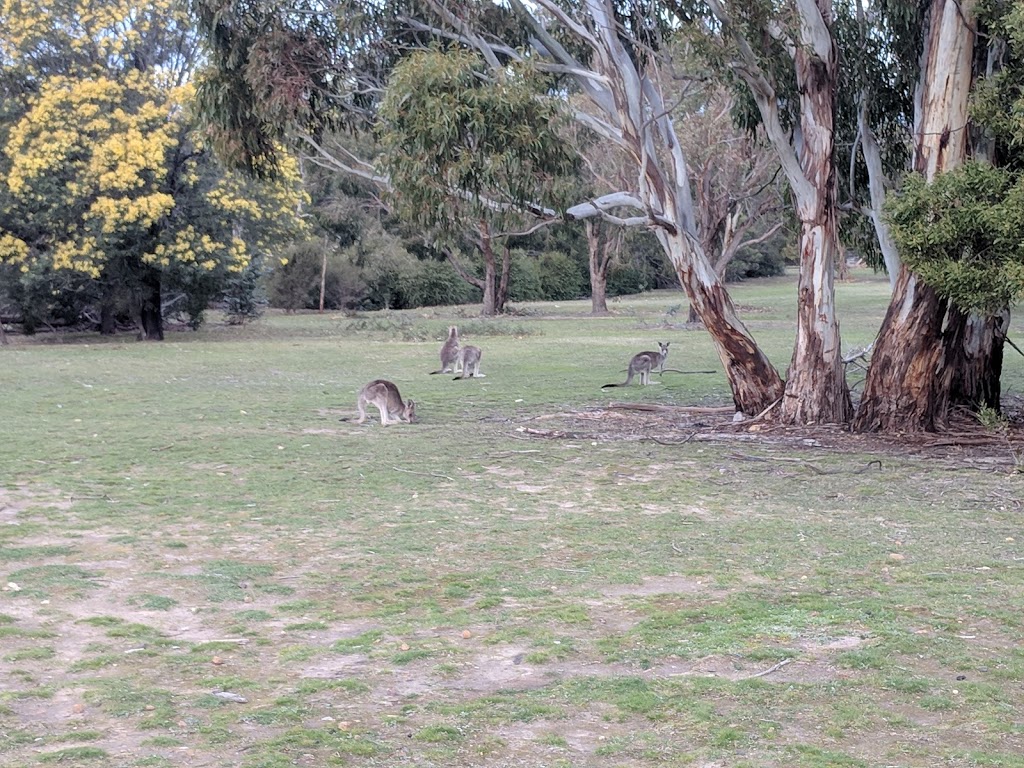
[646,433,696,446]
[748,397,782,423]
[518,427,598,441]
[728,453,882,475]
[606,402,734,415]
[1005,335,1024,358]
[742,657,794,679]
[392,467,454,482]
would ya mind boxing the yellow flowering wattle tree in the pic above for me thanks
[0,0,307,338]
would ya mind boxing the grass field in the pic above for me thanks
[2,270,1023,767]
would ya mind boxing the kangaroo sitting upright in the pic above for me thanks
[601,342,670,388]
[429,326,460,374]
[353,380,417,425]
[453,345,484,379]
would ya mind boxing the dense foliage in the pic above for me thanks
[0,0,307,336]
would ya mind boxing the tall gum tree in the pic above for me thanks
[498,0,785,414]
[701,0,851,424]
[852,0,977,432]
[376,48,577,317]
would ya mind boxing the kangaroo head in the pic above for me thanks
[403,400,417,423]
[659,342,670,354]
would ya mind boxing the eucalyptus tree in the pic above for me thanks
[679,0,851,423]
[834,0,919,290]
[852,0,980,431]
[458,0,787,413]
[854,0,1024,425]
[683,88,786,294]
[377,48,577,316]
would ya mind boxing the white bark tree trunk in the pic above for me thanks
[521,0,784,413]
[706,0,850,422]
[857,99,901,290]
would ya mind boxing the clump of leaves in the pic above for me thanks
[886,163,1024,313]
[974,405,1008,431]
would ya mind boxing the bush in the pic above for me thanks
[508,251,545,302]
[606,264,649,296]
[267,240,366,311]
[222,256,267,325]
[725,247,786,281]
[537,251,586,300]
[401,260,477,307]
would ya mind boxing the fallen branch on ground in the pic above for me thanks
[518,427,599,441]
[645,433,697,446]
[392,467,454,481]
[606,402,734,414]
[742,657,794,680]
[728,453,883,475]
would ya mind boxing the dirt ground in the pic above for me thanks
[2,402,1022,767]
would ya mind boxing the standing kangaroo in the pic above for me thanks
[429,326,460,374]
[452,345,484,379]
[354,380,417,425]
[602,342,670,388]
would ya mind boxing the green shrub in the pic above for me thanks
[726,246,786,281]
[606,264,649,296]
[401,260,476,307]
[508,252,545,302]
[222,255,267,325]
[537,251,586,300]
[266,240,366,311]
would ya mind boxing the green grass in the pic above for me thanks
[1,272,1022,768]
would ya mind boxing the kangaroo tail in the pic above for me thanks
[428,370,446,375]
[601,383,623,389]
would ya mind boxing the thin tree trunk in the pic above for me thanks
[853,0,976,432]
[585,220,611,315]
[858,98,901,290]
[100,300,116,335]
[138,264,164,341]
[496,240,511,314]
[99,271,117,335]
[479,225,498,316]
[319,251,327,312]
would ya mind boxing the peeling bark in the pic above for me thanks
[857,99,901,290]
[658,231,784,414]
[853,0,977,432]
[852,268,948,431]
[779,0,852,424]
[945,310,1007,411]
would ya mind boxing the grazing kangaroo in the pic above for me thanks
[429,326,460,374]
[601,342,670,388]
[354,380,417,425]
[453,345,484,379]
